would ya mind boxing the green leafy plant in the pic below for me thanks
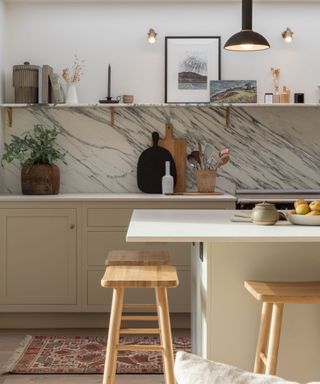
[1,124,66,167]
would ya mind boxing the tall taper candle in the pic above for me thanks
[107,64,111,98]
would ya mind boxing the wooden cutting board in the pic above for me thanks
[137,132,177,193]
[159,123,186,192]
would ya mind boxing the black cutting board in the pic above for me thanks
[137,132,177,193]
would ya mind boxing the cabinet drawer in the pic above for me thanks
[87,231,191,267]
[87,209,132,227]
[87,269,190,313]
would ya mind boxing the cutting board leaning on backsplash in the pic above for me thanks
[159,123,186,192]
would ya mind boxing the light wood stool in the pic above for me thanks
[245,280,320,375]
[101,250,178,384]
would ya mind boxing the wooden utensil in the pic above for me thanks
[159,123,186,192]
[137,131,177,193]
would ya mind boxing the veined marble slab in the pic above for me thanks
[1,106,320,194]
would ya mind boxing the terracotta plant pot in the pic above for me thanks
[21,164,60,195]
[195,169,216,193]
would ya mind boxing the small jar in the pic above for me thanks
[251,202,279,225]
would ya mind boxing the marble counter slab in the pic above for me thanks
[127,209,320,242]
[0,193,236,202]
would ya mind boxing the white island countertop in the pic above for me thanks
[0,193,236,202]
[127,209,320,243]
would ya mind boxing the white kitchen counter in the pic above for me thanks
[126,208,320,382]
[0,193,236,202]
[127,209,320,242]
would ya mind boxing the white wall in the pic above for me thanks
[3,1,320,104]
[0,0,6,192]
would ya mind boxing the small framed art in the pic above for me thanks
[165,36,221,103]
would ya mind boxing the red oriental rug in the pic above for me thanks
[4,335,191,374]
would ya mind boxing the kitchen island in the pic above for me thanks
[127,209,320,382]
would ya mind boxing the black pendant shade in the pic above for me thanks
[224,0,270,51]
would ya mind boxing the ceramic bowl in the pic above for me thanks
[286,213,320,226]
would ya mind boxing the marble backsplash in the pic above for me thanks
[1,105,320,194]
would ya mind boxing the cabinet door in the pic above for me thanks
[0,209,77,307]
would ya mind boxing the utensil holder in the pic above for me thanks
[196,169,216,193]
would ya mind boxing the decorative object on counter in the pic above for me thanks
[1,124,66,195]
[62,54,85,104]
[165,36,221,103]
[99,64,120,104]
[13,61,40,104]
[264,92,273,104]
[147,28,157,44]
[122,95,134,104]
[159,123,186,192]
[137,132,177,193]
[49,73,65,104]
[294,93,304,104]
[280,86,290,103]
[187,144,230,193]
[282,27,294,43]
[210,80,257,103]
[224,0,270,51]
[162,161,174,194]
[251,202,279,225]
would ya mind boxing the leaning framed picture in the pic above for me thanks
[165,36,221,103]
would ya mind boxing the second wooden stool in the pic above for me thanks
[245,280,320,375]
[101,250,178,384]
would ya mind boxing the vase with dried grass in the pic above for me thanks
[62,55,85,104]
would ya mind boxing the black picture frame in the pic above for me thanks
[165,36,221,104]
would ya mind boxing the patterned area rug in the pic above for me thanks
[4,335,191,374]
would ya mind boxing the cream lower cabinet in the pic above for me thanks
[83,200,234,313]
[0,208,78,311]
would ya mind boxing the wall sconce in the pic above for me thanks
[147,28,157,44]
[282,27,294,43]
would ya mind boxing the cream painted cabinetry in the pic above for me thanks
[0,208,78,311]
[83,200,235,313]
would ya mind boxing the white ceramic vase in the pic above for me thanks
[65,83,79,104]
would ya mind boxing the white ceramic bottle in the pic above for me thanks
[162,161,174,195]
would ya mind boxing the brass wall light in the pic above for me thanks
[147,28,157,44]
[282,27,294,43]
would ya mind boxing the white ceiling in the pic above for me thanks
[4,0,320,3]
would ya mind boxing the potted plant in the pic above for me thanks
[1,124,66,195]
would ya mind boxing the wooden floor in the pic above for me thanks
[0,329,189,384]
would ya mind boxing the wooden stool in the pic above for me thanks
[245,280,320,375]
[101,250,178,384]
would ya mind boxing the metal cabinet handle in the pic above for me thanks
[70,224,75,229]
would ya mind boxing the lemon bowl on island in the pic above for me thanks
[287,199,320,225]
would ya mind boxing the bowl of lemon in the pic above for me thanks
[287,199,320,225]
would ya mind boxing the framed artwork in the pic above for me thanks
[210,80,257,103]
[165,36,221,103]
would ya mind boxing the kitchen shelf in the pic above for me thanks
[2,102,320,129]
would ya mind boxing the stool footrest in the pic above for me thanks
[120,328,160,334]
[260,352,267,365]
[123,304,157,310]
[117,344,163,351]
[121,315,158,321]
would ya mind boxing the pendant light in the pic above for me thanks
[224,0,270,51]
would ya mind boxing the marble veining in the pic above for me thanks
[1,106,320,194]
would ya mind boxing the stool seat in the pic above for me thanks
[105,250,169,266]
[101,265,179,288]
[245,280,320,304]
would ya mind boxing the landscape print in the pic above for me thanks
[178,51,208,90]
[210,80,257,103]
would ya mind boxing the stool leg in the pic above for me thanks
[254,302,272,373]
[103,287,124,384]
[156,287,175,384]
[266,303,284,376]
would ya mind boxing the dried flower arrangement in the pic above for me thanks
[62,55,85,84]
[271,67,280,94]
